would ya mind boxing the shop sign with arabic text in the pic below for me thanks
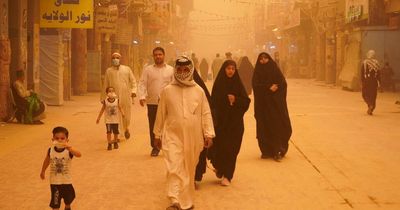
[40,0,93,28]
[345,0,368,23]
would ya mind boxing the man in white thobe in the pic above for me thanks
[154,56,215,210]
[102,52,137,139]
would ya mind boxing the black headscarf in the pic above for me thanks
[238,56,254,95]
[193,69,211,105]
[253,52,285,89]
[212,60,247,105]
[211,60,249,127]
[252,52,291,156]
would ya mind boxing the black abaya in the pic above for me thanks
[209,60,250,181]
[252,52,292,158]
[361,60,381,112]
[238,56,254,95]
[193,70,213,181]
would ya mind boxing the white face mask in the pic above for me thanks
[53,141,66,149]
[107,92,117,98]
[112,58,120,66]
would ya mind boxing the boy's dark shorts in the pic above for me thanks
[50,184,75,208]
[106,123,119,134]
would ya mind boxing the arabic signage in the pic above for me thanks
[95,5,118,34]
[345,0,369,23]
[40,0,93,28]
[114,18,133,45]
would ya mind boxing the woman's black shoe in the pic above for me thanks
[273,154,283,162]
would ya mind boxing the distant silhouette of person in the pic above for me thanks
[191,53,199,70]
[225,52,233,60]
[238,56,254,95]
[199,58,209,82]
[212,53,224,81]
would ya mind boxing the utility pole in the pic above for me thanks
[0,0,11,121]
[8,0,28,83]
[71,29,88,95]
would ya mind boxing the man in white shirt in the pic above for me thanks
[138,47,174,156]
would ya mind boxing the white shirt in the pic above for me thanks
[49,147,73,184]
[138,63,174,105]
[104,98,120,124]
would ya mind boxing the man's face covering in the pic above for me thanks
[174,56,195,86]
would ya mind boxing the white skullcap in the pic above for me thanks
[112,52,122,58]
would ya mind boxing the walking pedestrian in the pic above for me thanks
[153,56,215,210]
[361,50,381,115]
[40,126,82,210]
[237,56,254,95]
[208,60,250,186]
[96,86,125,150]
[225,52,233,60]
[211,53,223,81]
[138,47,174,157]
[102,52,137,140]
[192,70,214,183]
[199,58,209,82]
[191,53,199,70]
[252,52,292,161]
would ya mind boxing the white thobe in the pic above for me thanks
[153,82,215,209]
[102,65,137,133]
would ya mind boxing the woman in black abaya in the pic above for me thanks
[209,60,250,186]
[252,52,292,161]
[199,58,209,82]
[193,69,213,182]
[238,56,254,95]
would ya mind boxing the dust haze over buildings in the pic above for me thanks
[188,0,257,60]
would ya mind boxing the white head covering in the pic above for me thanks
[366,50,375,59]
[363,50,380,75]
[173,55,196,87]
[112,52,121,58]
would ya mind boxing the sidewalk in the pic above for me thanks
[0,79,399,210]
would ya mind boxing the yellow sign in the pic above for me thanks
[40,0,93,28]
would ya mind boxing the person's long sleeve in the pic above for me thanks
[201,92,215,139]
[153,89,166,139]
[129,68,137,95]
[138,67,148,100]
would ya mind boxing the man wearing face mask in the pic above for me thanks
[102,52,137,140]
[153,56,215,210]
[138,47,174,157]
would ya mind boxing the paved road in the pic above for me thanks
[0,79,399,210]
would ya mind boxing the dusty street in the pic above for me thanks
[1,79,399,210]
